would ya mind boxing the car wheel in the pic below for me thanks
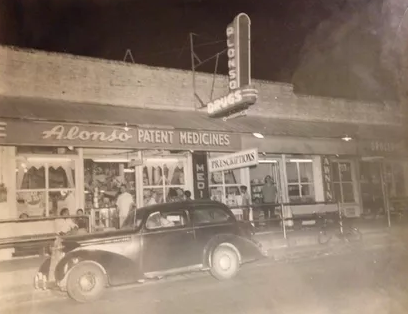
[210,244,240,281]
[66,261,107,303]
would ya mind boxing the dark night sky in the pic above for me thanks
[0,0,349,83]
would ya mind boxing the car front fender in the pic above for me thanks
[202,234,266,268]
[54,249,142,288]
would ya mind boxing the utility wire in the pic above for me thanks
[128,38,225,59]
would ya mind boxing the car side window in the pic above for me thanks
[191,207,232,225]
[145,210,187,230]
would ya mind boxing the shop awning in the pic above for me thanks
[0,96,405,140]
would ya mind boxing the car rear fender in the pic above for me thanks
[203,234,262,268]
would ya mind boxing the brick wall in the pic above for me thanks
[0,45,403,126]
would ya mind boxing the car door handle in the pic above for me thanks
[186,230,194,234]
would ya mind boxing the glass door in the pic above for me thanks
[359,160,385,215]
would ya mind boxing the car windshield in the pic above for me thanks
[121,208,143,230]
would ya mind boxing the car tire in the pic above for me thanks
[66,261,107,303]
[210,244,240,281]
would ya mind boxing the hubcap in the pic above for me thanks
[78,272,96,292]
[219,254,231,271]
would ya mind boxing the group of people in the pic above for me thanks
[55,174,283,234]
[116,184,193,227]
[238,175,279,222]
[55,207,89,235]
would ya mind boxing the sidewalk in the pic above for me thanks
[0,222,404,308]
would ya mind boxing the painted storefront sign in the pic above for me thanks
[321,156,333,202]
[192,152,210,199]
[359,140,408,157]
[208,148,258,172]
[0,120,241,151]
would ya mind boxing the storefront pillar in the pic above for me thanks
[0,146,17,219]
[312,156,325,202]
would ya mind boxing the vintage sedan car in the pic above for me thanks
[34,200,266,302]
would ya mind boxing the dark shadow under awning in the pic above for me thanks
[0,96,405,140]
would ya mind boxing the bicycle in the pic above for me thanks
[317,212,362,245]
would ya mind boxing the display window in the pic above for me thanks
[332,160,355,203]
[139,158,187,207]
[209,168,248,206]
[16,156,77,217]
[285,158,315,203]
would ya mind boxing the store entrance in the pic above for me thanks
[249,159,282,204]
[359,159,386,216]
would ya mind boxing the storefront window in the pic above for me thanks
[332,161,355,203]
[385,162,406,198]
[84,160,136,212]
[142,160,186,206]
[16,159,76,217]
[209,169,243,206]
[285,159,315,203]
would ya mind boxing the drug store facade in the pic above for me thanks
[1,96,407,232]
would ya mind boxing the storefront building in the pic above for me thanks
[0,46,407,236]
[1,98,407,229]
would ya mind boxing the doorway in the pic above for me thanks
[359,159,386,216]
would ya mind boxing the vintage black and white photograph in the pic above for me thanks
[1,0,408,313]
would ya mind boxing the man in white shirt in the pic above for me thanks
[116,185,134,227]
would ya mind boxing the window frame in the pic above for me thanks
[190,205,234,227]
[209,169,245,205]
[331,160,355,204]
[285,159,315,202]
[16,156,77,217]
[138,158,188,207]
[144,209,189,231]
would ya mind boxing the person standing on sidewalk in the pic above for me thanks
[262,175,278,226]
[240,185,251,221]
[116,185,134,227]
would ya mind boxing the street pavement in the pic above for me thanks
[4,245,408,314]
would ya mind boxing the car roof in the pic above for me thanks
[135,199,228,216]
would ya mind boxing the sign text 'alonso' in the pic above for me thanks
[0,120,241,152]
[207,13,258,118]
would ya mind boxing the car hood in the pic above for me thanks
[61,229,135,250]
